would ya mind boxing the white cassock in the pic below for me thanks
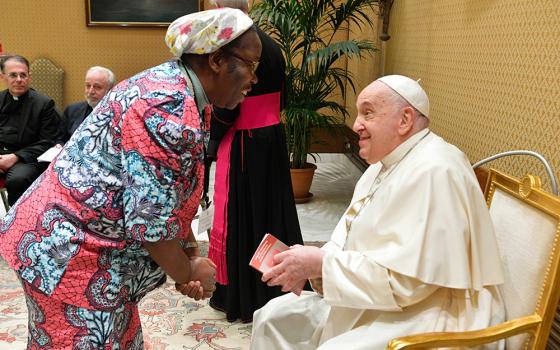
[250,129,505,350]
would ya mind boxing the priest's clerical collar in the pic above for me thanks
[8,90,28,101]
[381,128,430,169]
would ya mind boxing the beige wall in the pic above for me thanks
[0,0,213,107]
[3,1,559,187]
[380,0,560,190]
[346,6,381,127]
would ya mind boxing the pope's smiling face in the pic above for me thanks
[352,82,405,164]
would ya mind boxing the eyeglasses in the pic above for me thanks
[226,51,259,75]
[6,72,29,80]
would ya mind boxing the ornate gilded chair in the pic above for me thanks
[29,57,64,108]
[388,169,560,349]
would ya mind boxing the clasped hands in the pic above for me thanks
[143,237,217,301]
[175,256,217,301]
[261,244,324,296]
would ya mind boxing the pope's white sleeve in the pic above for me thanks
[388,270,440,307]
[322,250,439,310]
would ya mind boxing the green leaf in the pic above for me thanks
[251,0,379,168]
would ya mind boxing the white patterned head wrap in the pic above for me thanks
[165,8,253,57]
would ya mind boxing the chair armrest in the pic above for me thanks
[387,314,541,349]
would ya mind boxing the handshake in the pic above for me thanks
[175,255,217,301]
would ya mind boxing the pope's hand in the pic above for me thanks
[262,245,324,293]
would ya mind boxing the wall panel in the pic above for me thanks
[384,0,560,189]
[0,0,213,107]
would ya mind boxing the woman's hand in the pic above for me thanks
[175,280,204,300]
[143,238,216,300]
[188,257,217,299]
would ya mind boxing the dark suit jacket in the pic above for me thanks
[57,101,91,144]
[0,89,60,163]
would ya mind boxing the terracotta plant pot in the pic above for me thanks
[290,163,317,204]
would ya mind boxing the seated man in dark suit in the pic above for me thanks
[56,66,115,145]
[0,54,60,206]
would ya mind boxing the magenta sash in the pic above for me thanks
[208,92,281,284]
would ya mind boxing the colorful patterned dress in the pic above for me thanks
[0,60,210,349]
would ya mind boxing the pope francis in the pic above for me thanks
[249,75,505,350]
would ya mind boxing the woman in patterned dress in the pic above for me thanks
[0,9,261,349]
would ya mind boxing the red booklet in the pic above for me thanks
[249,233,289,273]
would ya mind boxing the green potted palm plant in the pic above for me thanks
[251,0,379,202]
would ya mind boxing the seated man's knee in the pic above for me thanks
[6,170,36,191]
[5,164,44,204]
